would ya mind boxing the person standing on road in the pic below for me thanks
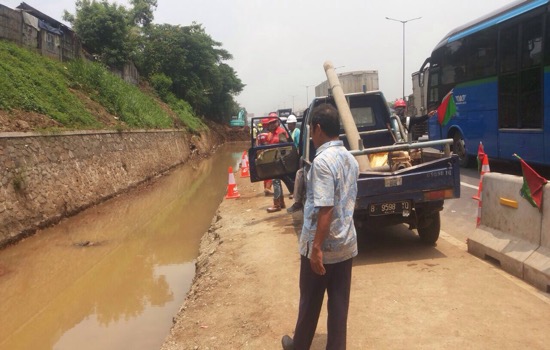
[287,114,300,149]
[282,103,359,350]
[286,114,301,201]
[265,113,289,213]
[258,119,274,196]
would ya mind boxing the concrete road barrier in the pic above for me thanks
[467,173,542,280]
[523,185,550,292]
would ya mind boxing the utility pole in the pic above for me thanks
[304,85,314,108]
[385,16,421,101]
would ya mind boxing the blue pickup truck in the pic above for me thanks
[248,91,460,244]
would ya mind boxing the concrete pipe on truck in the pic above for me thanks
[323,61,371,171]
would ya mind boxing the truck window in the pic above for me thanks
[350,107,376,127]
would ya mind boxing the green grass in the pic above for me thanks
[0,40,100,128]
[0,40,205,132]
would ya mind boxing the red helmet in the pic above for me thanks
[268,112,278,118]
[394,99,406,108]
[261,118,270,124]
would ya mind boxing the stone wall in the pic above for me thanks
[0,129,219,247]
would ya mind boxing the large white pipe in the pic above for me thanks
[323,61,371,171]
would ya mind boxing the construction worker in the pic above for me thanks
[394,98,407,122]
[257,118,273,196]
[265,113,289,213]
[251,122,258,146]
[286,114,300,149]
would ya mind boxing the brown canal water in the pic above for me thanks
[0,144,246,350]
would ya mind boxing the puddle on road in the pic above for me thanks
[0,143,246,350]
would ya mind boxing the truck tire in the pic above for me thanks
[417,212,440,245]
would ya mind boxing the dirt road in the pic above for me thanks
[161,176,550,350]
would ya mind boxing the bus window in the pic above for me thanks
[498,16,543,129]
[500,26,518,74]
[467,28,497,79]
[442,40,467,85]
[521,18,543,69]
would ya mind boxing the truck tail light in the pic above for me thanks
[423,189,454,201]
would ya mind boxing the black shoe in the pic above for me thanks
[281,335,294,350]
[286,202,303,214]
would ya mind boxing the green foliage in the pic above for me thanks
[129,0,157,27]
[135,23,244,120]
[165,95,205,133]
[64,1,245,122]
[0,40,205,131]
[64,0,131,68]
[0,40,100,128]
[150,73,205,132]
[150,73,172,100]
[66,59,174,128]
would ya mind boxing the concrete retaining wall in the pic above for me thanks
[467,172,549,292]
[0,129,217,247]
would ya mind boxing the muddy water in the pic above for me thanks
[0,144,246,350]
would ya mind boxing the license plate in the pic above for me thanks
[369,201,411,216]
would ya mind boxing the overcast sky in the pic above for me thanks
[3,0,514,117]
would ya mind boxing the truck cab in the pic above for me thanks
[248,91,460,244]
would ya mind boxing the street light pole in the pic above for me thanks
[304,85,314,107]
[385,16,421,101]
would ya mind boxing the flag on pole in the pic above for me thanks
[437,89,457,126]
[513,154,548,211]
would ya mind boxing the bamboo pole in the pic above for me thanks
[323,61,371,171]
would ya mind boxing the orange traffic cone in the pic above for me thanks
[473,149,490,227]
[225,166,240,199]
[240,151,250,178]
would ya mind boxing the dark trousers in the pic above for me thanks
[293,255,353,350]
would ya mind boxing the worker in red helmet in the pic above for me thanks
[394,98,407,120]
[264,115,289,213]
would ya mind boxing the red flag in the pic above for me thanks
[513,154,548,210]
[437,90,457,126]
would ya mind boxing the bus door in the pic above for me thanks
[497,14,545,163]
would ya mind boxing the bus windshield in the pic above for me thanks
[423,0,550,167]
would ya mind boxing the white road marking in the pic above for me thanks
[461,181,479,190]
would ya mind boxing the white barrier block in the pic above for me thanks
[467,173,542,279]
[524,183,550,292]
[480,173,541,245]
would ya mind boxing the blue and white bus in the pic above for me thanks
[419,0,550,167]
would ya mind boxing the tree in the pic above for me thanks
[135,23,244,120]
[129,0,157,27]
[64,0,131,68]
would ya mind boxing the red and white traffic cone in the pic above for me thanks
[474,152,490,227]
[240,151,250,178]
[225,166,240,199]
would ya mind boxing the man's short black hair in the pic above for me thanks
[310,103,340,137]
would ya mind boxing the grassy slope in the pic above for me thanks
[0,40,205,132]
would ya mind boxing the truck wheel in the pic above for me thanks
[452,132,472,168]
[417,212,440,245]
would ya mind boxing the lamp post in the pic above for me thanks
[385,16,421,101]
[304,85,314,107]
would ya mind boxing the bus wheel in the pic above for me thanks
[417,212,440,245]
[452,132,472,167]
